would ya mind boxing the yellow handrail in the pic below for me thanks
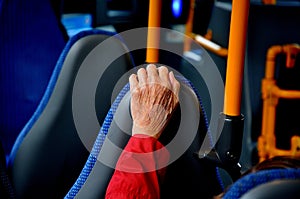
[193,33,228,57]
[184,0,228,57]
[146,0,162,63]
[258,44,300,162]
[223,0,250,116]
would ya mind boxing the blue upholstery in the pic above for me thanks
[8,29,116,167]
[240,179,300,199]
[223,168,300,199]
[0,0,67,160]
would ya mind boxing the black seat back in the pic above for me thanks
[9,30,134,199]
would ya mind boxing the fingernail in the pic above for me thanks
[147,64,156,68]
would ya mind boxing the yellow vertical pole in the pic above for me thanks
[223,0,250,116]
[146,0,162,63]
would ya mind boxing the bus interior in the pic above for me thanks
[0,0,300,198]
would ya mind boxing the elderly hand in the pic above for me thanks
[129,64,180,139]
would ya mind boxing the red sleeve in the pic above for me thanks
[105,134,170,199]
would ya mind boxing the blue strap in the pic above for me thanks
[64,83,130,198]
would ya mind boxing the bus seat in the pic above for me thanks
[240,179,300,199]
[7,29,134,199]
[65,74,224,199]
[223,168,300,199]
[0,0,67,160]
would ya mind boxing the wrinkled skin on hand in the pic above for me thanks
[129,64,180,139]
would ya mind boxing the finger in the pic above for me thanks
[146,64,159,83]
[169,71,180,97]
[129,74,138,93]
[158,66,171,88]
[137,68,147,86]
